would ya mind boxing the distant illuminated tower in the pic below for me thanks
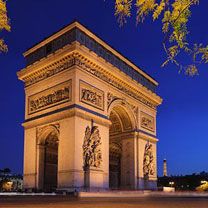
[163,159,168,177]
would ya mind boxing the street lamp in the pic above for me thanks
[169,181,174,187]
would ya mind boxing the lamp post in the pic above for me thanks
[169,181,174,187]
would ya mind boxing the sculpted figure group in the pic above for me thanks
[83,123,102,169]
[143,142,155,178]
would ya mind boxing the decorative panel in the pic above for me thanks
[28,80,72,114]
[79,80,104,111]
[140,111,155,132]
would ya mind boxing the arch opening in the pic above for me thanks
[38,126,59,192]
[43,132,58,192]
[109,104,134,189]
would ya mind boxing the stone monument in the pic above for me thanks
[17,21,162,192]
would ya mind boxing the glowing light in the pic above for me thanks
[201,180,207,184]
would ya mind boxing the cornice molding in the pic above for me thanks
[74,43,162,106]
[17,43,77,83]
[74,53,161,108]
[18,48,162,109]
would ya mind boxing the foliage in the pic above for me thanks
[114,0,208,75]
[0,0,10,53]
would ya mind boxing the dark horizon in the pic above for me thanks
[1,0,208,176]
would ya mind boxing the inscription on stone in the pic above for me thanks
[80,80,104,111]
[140,112,155,132]
[28,80,72,114]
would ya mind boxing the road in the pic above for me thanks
[0,195,208,208]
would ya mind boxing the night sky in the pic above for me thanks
[1,0,208,176]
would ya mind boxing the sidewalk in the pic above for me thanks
[78,190,208,198]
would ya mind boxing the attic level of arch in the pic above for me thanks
[23,22,157,93]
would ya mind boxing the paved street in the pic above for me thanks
[0,196,208,208]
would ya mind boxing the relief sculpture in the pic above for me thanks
[80,80,104,110]
[28,80,71,114]
[143,142,155,178]
[141,112,155,132]
[83,121,102,169]
[81,89,102,108]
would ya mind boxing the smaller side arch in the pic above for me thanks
[109,142,122,189]
[36,124,59,192]
[37,124,60,145]
[109,142,122,156]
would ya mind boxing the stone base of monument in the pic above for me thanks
[78,190,152,198]
[83,168,105,190]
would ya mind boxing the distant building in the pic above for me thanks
[158,172,208,191]
[163,159,168,177]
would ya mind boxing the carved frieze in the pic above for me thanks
[80,80,104,111]
[75,58,157,109]
[140,111,155,132]
[25,57,76,87]
[83,121,102,169]
[28,80,72,114]
[24,53,157,110]
[143,142,155,178]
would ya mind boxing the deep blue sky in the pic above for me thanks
[0,0,208,176]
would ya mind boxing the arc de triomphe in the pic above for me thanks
[17,21,162,192]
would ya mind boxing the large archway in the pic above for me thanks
[37,125,59,192]
[109,103,135,189]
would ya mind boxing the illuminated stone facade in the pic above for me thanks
[17,21,162,192]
